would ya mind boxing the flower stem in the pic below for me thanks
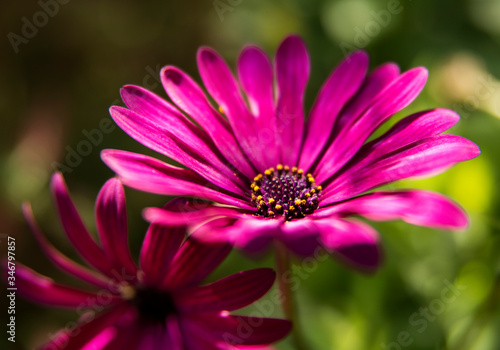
[274,240,309,350]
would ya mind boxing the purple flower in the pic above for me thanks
[102,35,480,270]
[14,173,290,349]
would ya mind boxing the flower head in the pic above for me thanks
[13,173,290,349]
[102,35,480,270]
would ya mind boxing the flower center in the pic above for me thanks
[129,287,177,323]
[251,165,322,220]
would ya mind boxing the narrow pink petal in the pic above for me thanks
[315,218,381,270]
[316,190,469,230]
[101,149,253,209]
[12,263,117,308]
[333,62,400,133]
[323,135,480,204]
[198,47,268,172]
[40,304,133,350]
[120,85,245,186]
[81,327,117,350]
[237,46,278,169]
[188,313,292,346]
[315,67,428,183]
[51,173,116,277]
[275,35,310,165]
[95,178,138,279]
[178,268,275,313]
[299,51,369,171]
[347,108,460,168]
[192,217,280,253]
[163,237,232,289]
[140,220,186,287]
[110,106,245,195]
[279,219,321,257]
[162,66,256,178]
[320,108,461,201]
[143,205,248,226]
[22,203,111,289]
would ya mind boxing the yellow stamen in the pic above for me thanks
[275,204,282,211]
[268,198,275,204]
[253,186,260,192]
[218,106,224,114]
[268,210,275,216]
[294,199,302,206]
[277,164,283,171]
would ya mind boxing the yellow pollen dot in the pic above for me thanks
[298,169,304,175]
[301,200,306,205]
[257,195,263,201]
[311,189,316,194]
[268,198,275,204]
[292,167,298,173]
[254,175,261,182]
[119,284,136,300]
[264,169,272,176]
[275,204,282,211]
[254,186,260,192]
[259,200,265,206]
[307,173,312,177]
[268,210,275,216]
[284,165,290,171]
[251,183,256,189]
[277,164,283,171]
[294,199,302,206]
[289,205,295,211]
[305,192,311,198]
[317,186,323,191]
[218,106,224,114]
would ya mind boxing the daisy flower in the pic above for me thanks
[102,35,480,270]
[13,173,291,349]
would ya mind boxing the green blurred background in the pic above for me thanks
[1,0,499,349]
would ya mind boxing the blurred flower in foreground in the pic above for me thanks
[12,173,290,349]
[102,35,480,270]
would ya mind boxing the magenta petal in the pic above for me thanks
[12,263,117,308]
[317,190,469,230]
[323,134,480,204]
[192,217,280,253]
[144,205,247,226]
[189,313,292,346]
[95,178,138,279]
[120,85,244,186]
[40,304,133,350]
[101,149,253,209]
[140,221,185,287]
[299,51,369,171]
[275,35,310,166]
[178,268,275,313]
[316,218,381,270]
[163,237,232,289]
[349,108,460,168]
[162,66,256,178]
[110,106,245,195]
[51,173,115,277]
[21,203,110,289]
[316,67,428,183]
[237,46,279,168]
[279,219,321,257]
[198,47,268,171]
